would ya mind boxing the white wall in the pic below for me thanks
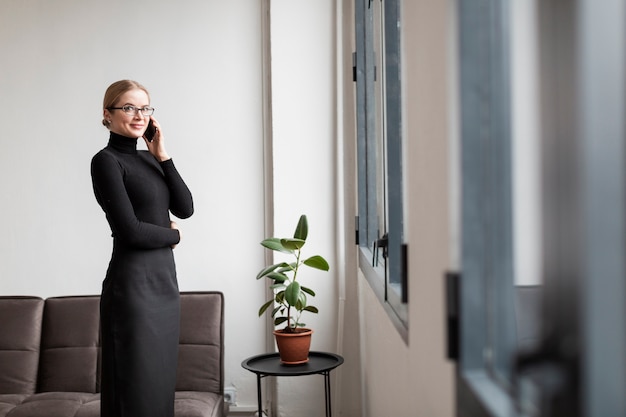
[0,0,267,411]
[270,1,342,415]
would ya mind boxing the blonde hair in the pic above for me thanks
[102,80,150,128]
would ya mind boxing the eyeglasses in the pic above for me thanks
[107,105,155,116]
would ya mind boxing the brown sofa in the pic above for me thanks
[0,292,227,417]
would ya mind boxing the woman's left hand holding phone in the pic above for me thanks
[143,117,171,162]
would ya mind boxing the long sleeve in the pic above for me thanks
[91,151,181,249]
[160,159,194,219]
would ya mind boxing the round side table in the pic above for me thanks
[242,351,344,417]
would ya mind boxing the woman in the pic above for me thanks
[91,80,194,417]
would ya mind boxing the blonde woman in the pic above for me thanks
[91,80,193,417]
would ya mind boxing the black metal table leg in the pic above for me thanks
[324,371,332,417]
[257,373,263,417]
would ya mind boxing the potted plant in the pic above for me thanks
[257,214,330,364]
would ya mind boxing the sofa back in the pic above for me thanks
[0,292,224,396]
[176,292,224,394]
[38,295,101,393]
[0,296,44,394]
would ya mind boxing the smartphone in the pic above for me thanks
[144,119,157,142]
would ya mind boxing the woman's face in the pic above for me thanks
[103,88,150,138]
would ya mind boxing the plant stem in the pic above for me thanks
[293,248,301,282]
[286,305,292,332]
[287,248,301,331]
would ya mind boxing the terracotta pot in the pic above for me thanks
[273,328,313,364]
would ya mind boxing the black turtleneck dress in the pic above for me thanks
[91,133,193,417]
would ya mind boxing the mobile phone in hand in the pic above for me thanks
[144,119,157,142]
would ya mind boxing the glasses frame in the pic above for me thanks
[107,105,155,116]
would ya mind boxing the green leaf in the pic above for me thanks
[277,265,294,274]
[303,305,319,314]
[256,264,277,280]
[285,281,301,306]
[261,238,292,254]
[303,255,330,271]
[294,215,308,240]
[274,317,288,326]
[295,290,307,309]
[258,300,274,316]
[256,262,290,279]
[266,272,288,282]
[269,283,286,291]
[275,291,285,304]
[281,238,305,251]
[294,290,308,311]
[301,286,316,297]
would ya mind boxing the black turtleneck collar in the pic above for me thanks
[108,132,138,154]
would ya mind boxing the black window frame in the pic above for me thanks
[354,0,408,340]
[456,0,519,415]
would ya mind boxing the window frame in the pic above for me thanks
[456,0,519,415]
[354,0,408,339]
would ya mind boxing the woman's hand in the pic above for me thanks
[143,116,171,162]
[170,220,180,249]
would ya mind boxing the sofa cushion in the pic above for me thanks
[38,296,101,393]
[73,395,100,417]
[177,292,224,395]
[0,392,99,417]
[0,394,29,417]
[175,391,225,417]
[0,297,44,395]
